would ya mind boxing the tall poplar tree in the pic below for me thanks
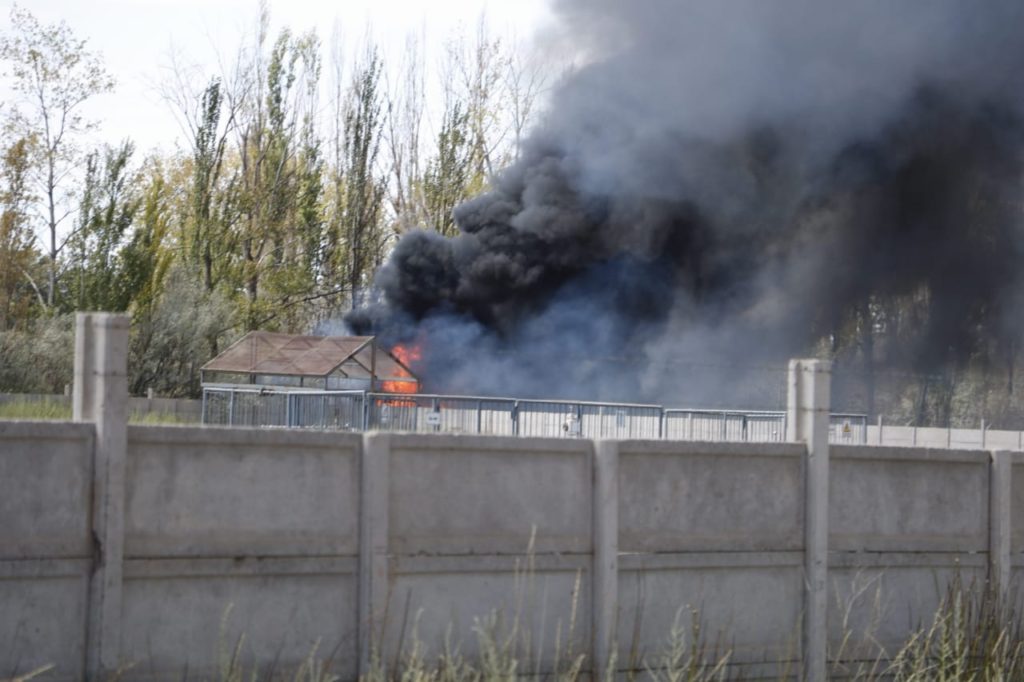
[0,5,114,308]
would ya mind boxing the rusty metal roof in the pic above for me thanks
[200,331,416,380]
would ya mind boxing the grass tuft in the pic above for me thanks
[0,397,194,423]
[0,399,70,420]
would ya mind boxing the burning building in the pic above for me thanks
[201,331,419,394]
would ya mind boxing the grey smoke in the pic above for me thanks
[345,0,1024,407]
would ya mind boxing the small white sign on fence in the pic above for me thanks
[425,412,442,426]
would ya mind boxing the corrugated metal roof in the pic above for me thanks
[373,353,412,380]
[201,331,416,380]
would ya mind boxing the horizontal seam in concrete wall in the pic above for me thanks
[390,552,591,574]
[831,445,989,464]
[390,532,590,544]
[827,540,987,552]
[123,549,360,560]
[127,424,362,448]
[0,548,94,562]
[388,432,592,452]
[618,451,803,463]
[829,536,987,552]
[618,550,804,570]
[123,556,358,578]
[618,658,800,675]
[617,440,804,457]
[619,541,804,554]
[828,551,989,569]
[0,558,92,578]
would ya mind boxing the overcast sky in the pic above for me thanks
[3,0,554,154]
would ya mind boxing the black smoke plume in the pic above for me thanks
[345,1,1024,408]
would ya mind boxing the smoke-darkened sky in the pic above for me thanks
[348,0,1024,407]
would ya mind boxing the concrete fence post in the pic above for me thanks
[787,359,832,682]
[592,440,619,681]
[989,451,1012,601]
[74,312,130,681]
[359,432,392,677]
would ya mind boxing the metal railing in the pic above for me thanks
[202,388,365,431]
[662,409,786,442]
[202,386,869,444]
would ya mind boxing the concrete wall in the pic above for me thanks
[828,446,993,663]
[0,421,94,680]
[3,422,1020,681]
[1,321,1016,682]
[121,426,361,680]
[867,423,1024,450]
[378,434,593,671]
[616,441,805,676]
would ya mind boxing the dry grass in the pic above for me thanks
[0,399,70,420]
[0,398,193,423]
[7,580,1023,681]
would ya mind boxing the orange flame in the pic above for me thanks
[392,343,422,367]
[380,343,421,395]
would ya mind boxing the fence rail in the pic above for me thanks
[201,386,868,444]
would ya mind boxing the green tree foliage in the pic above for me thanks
[188,78,235,294]
[234,25,325,330]
[128,263,235,397]
[0,9,546,397]
[331,47,388,310]
[422,101,471,237]
[0,313,73,393]
[0,5,115,309]
[0,137,42,329]
[65,141,141,311]
[444,24,512,188]
[409,25,533,236]
[124,159,173,319]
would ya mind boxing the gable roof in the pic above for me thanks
[200,331,416,380]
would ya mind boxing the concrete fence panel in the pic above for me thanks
[1,422,95,559]
[119,558,359,681]
[950,428,985,449]
[926,427,953,449]
[377,434,593,673]
[615,440,806,674]
[987,430,1022,450]
[387,434,592,555]
[117,425,361,680]
[828,445,992,661]
[617,441,805,553]
[0,422,95,682]
[830,446,989,553]
[1011,453,1024,587]
[124,426,361,558]
[827,551,989,661]
[381,554,591,673]
[616,552,803,675]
